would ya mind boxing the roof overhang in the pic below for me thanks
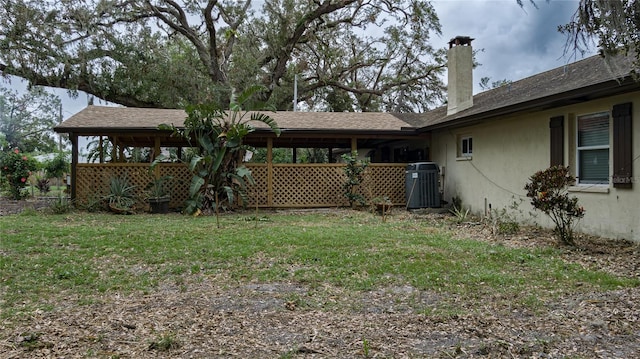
[56,126,425,149]
[419,76,639,132]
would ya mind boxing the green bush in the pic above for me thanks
[524,166,584,245]
[44,152,69,179]
[342,151,369,207]
[0,148,39,199]
[48,195,73,214]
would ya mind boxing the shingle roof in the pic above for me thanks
[417,54,638,130]
[55,106,415,133]
[55,54,637,136]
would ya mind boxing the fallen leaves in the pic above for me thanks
[1,210,639,358]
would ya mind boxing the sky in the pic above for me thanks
[432,0,592,93]
[2,0,592,121]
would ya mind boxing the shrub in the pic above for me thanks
[0,148,39,199]
[44,152,69,179]
[77,193,104,212]
[449,195,469,224]
[489,200,522,236]
[342,151,369,207]
[524,166,584,245]
[48,195,73,214]
[36,177,51,194]
[497,219,519,235]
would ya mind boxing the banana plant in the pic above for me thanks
[163,85,280,219]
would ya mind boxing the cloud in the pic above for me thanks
[432,0,589,93]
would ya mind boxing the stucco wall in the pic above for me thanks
[431,92,640,242]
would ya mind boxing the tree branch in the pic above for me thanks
[1,62,164,108]
[260,0,358,93]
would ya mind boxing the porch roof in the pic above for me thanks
[54,106,424,148]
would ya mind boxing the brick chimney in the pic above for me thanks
[447,36,474,116]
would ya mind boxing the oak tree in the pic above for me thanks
[1,0,446,112]
[559,0,640,75]
[0,86,62,153]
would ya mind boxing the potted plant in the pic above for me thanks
[146,175,172,214]
[104,175,136,214]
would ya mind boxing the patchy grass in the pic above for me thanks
[0,210,637,321]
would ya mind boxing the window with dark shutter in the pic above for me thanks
[612,102,632,188]
[577,112,610,184]
[550,116,564,167]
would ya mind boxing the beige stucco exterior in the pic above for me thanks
[447,44,474,116]
[431,91,640,242]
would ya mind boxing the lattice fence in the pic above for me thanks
[158,164,191,208]
[75,163,190,209]
[272,164,347,207]
[75,163,407,209]
[362,164,407,204]
[76,164,146,207]
[245,164,269,207]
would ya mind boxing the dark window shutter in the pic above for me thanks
[613,103,632,188]
[549,116,564,167]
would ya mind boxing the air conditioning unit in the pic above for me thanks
[405,162,441,209]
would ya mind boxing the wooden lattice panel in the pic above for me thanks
[75,165,108,206]
[157,163,190,209]
[76,164,149,207]
[272,164,347,207]
[361,164,407,204]
[74,163,407,209]
[245,164,269,207]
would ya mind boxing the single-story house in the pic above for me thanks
[55,36,640,241]
[425,37,639,242]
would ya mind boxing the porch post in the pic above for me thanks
[267,137,273,206]
[70,133,78,201]
[153,137,161,177]
[110,136,117,162]
[99,136,104,163]
[117,137,125,162]
[153,137,161,161]
[351,138,357,153]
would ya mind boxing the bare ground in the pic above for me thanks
[1,203,639,358]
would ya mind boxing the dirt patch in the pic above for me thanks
[2,281,639,358]
[1,207,639,358]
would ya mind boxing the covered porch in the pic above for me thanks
[55,106,432,209]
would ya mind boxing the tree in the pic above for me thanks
[0,0,445,112]
[478,77,513,91]
[43,152,70,179]
[559,0,640,76]
[0,86,62,153]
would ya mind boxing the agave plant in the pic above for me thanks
[104,175,136,213]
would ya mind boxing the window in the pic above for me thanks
[577,112,609,185]
[460,136,473,157]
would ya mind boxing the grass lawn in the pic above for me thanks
[0,209,638,357]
